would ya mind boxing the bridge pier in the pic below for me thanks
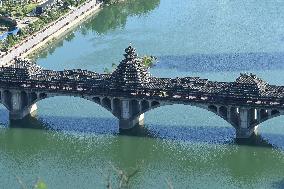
[10,104,37,120]
[119,114,144,129]
[119,100,144,129]
[7,91,37,120]
[235,108,257,138]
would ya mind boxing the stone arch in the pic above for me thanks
[202,104,237,128]
[130,102,237,129]
[24,94,118,119]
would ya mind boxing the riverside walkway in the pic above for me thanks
[1,46,284,138]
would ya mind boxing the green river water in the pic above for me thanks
[1,0,284,188]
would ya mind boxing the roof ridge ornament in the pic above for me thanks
[236,73,268,93]
[124,44,138,60]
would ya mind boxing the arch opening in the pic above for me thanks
[219,106,227,118]
[253,115,284,148]
[36,96,117,119]
[271,109,280,116]
[142,104,235,142]
[102,97,111,110]
[151,101,160,107]
[39,93,47,99]
[92,97,101,104]
[141,100,149,112]
[34,96,118,134]
[208,105,217,113]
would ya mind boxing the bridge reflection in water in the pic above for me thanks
[0,46,284,139]
[1,110,273,148]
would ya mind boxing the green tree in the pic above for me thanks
[34,179,48,189]
[6,34,17,47]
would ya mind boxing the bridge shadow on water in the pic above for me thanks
[157,52,284,73]
[2,112,280,149]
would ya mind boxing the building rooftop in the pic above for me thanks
[110,45,151,90]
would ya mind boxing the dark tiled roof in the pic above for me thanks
[0,47,283,105]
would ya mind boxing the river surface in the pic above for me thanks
[1,0,284,188]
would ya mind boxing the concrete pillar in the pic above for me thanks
[11,92,21,111]
[139,100,143,112]
[226,106,231,119]
[9,92,37,120]
[216,105,220,114]
[119,100,144,129]
[121,100,130,119]
[236,108,256,138]
[267,109,272,116]
[111,98,114,113]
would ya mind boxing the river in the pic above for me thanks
[1,0,284,188]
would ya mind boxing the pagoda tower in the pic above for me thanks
[110,45,151,90]
[234,73,268,95]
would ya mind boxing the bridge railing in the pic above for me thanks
[0,80,283,109]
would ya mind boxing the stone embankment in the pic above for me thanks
[0,0,102,66]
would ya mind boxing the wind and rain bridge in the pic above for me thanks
[1,46,284,138]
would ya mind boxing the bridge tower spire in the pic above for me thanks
[110,45,150,91]
[110,45,151,129]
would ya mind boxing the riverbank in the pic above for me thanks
[22,2,103,61]
[0,0,103,66]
